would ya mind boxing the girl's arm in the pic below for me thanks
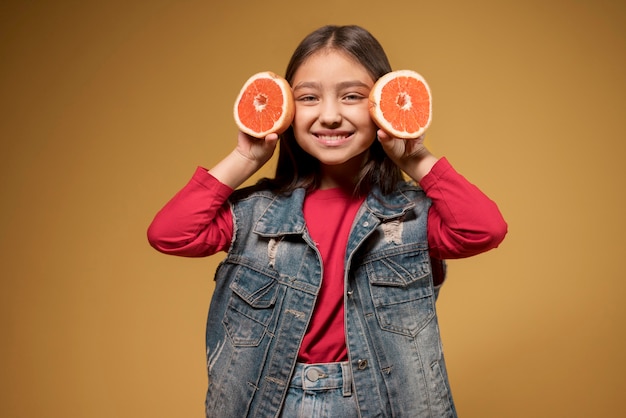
[419,157,508,259]
[146,168,234,257]
[377,130,507,259]
[147,132,279,256]
[210,132,279,188]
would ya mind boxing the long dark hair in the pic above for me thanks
[267,25,404,196]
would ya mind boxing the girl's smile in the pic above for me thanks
[290,49,378,173]
[313,129,355,146]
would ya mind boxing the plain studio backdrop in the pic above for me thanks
[1,0,624,417]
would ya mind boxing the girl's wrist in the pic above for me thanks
[404,151,439,183]
[209,149,263,189]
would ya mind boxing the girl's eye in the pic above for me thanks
[343,93,365,102]
[296,95,318,102]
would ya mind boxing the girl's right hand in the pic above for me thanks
[235,130,279,167]
[209,131,279,189]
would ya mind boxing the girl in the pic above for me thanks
[148,25,507,418]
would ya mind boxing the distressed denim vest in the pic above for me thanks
[205,183,457,417]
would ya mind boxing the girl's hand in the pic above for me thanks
[377,129,438,182]
[235,131,279,167]
[209,131,279,189]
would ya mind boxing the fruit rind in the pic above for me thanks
[368,69,432,139]
[233,71,295,138]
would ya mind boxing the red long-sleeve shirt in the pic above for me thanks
[147,157,507,362]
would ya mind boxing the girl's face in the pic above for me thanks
[290,49,378,180]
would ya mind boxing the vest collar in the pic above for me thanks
[253,185,417,236]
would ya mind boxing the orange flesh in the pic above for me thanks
[379,76,430,133]
[237,78,285,132]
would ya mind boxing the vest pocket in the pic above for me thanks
[366,248,435,337]
[223,265,278,347]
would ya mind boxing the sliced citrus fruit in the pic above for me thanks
[233,71,295,138]
[369,70,432,139]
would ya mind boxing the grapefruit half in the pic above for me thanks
[233,71,295,138]
[369,70,432,139]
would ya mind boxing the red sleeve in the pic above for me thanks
[420,157,508,260]
[147,167,234,257]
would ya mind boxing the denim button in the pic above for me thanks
[306,368,320,382]
[357,359,368,370]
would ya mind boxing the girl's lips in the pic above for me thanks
[313,131,354,146]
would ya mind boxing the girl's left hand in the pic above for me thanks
[377,129,438,182]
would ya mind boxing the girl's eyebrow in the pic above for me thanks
[293,80,371,92]
[337,80,371,90]
[292,81,321,91]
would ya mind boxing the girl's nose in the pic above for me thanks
[318,101,342,126]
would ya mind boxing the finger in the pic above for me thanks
[377,129,392,142]
[264,133,279,142]
[237,130,257,142]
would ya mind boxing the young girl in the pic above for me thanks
[148,25,507,418]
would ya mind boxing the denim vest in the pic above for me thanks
[204,183,457,417]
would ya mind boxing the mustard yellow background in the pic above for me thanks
[1,0,624,416]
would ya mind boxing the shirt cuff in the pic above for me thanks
[419,157,452,191]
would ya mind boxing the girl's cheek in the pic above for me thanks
[293,107,314,124]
